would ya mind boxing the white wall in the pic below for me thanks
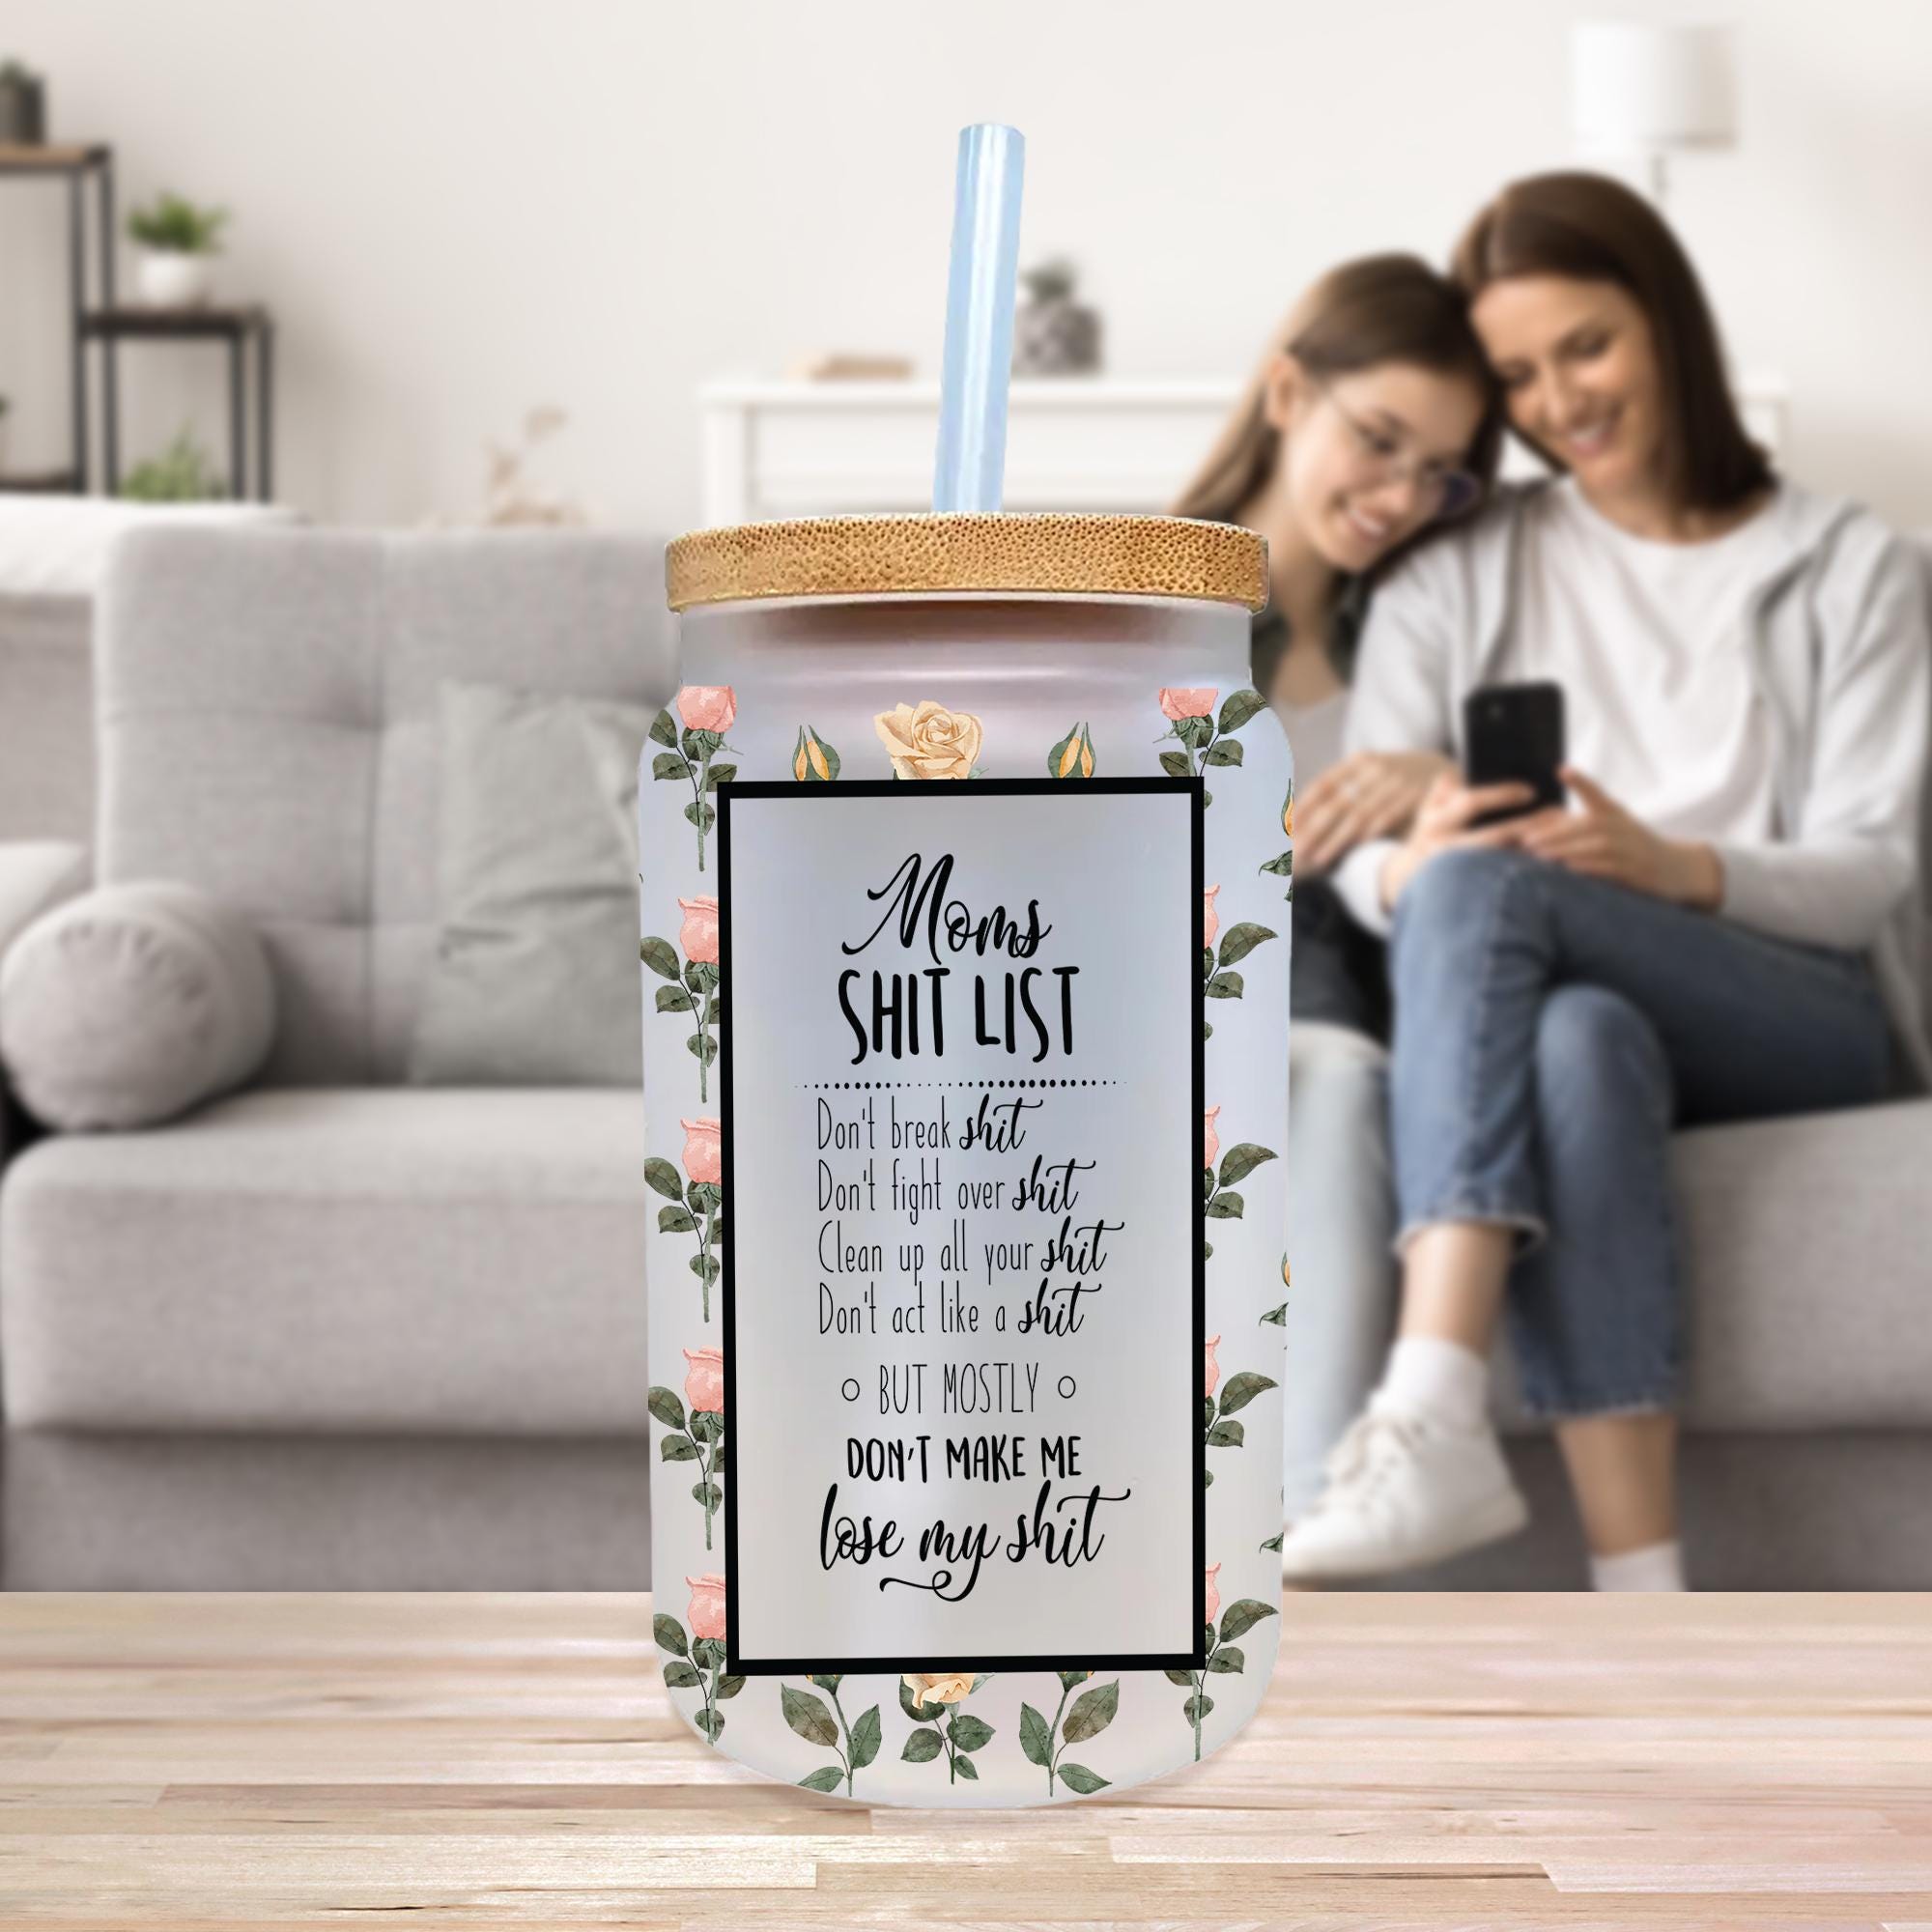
[3,0,1929,535]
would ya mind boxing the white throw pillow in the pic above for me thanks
[0,881,275,1129]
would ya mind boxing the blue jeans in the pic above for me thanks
[1388,848,1892,1419]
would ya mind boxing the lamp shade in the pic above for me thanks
[1571,20,1737,152]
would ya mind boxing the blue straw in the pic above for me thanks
[932,124,1026,514]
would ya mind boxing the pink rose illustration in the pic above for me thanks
[677,686,737,733]
[1204,1334,1221,1399]
[1204,1105,1221,1171]
[1203,884,1220,951]
[678,895,720,964]
[686,1573,727,1640]
[683,1345,724,1414]
[1159,687,1216,722]
[1204,1562,1221,1626]
[680,1117,722,1185]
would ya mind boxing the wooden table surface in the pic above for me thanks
[1,1591,1928,1928]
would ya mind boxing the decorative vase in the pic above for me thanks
[0,71,45,146]
[134,249,214,308]
[1012,260,1103,377]
[639,512,1293,1805]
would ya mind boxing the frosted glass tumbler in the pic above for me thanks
[639,513,1291,1804]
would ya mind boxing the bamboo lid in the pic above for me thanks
[664,513,1267,613]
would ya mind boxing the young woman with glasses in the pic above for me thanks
[1172,255,1504,1523]
[1279,173,1929,1590]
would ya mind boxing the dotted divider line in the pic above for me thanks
[798,1079,1118,1089]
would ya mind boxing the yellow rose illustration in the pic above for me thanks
[874,700,983,781]
[902,1669,977,1705]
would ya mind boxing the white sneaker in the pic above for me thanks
[1278,1394,1528,1582]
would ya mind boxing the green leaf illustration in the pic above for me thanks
[1217,1371,1279,1415]
[952,1754,980,1781]
[1056,1669,1090,1691]
[1158,749,1192,779]
[659,1205,697,1234]
[644,1158,684,1201]
[807,1673,842,1691]
[652,752,692,781]
[1182,1692,1214,1722]
[689,1409,724,1444]
[680,726,721,762]
[688,1181,722,1214]
[716,1674,746,1699]
[1260,1531,1284,1552]
[639,937,681,980]
[1057,1762,1111,1795]
[948,1713,995,1753]
[900,1725,944,1762]
[1204,971,1244,1000]
[656,985,696,1014]
[694,1707,724,1743]
[1261,1302,1287,1325]
[648,709,679,748]
[1173,714,1211,749]
[780,1685,839,1748]
[1216,922,1277,968]
[1162,1667,1196,1687]
[1259,849,1294,877]
[685,960,719,994]
[659,1435,698,1463]
[1203,738,1244,767]
[898,1679,941,1723]
[1018,1702,1054,1767]
[1218,1142,1278,1188]
[1219,1597,1280,1643]
[797,1765,844,1792]
[662,1660,702,1689]
[1061,1680,1120,1743]
[848,1704,882,1771]
[646,1386,686,1432]
[686,1032,719,1065]
[690,1481,723,1509]
[1205,1191,1244,1220]
[684,799,716,834]
[692,1637,725,1670]
[1217,688,1267,734]
[1208,1646,1245,1674]
[1206,1419,1245,1448]
[652,1614,688,1658]
[690,1253,721,1283]
[704,762,738,792]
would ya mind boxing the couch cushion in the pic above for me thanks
[98,528,672,1084]
[408,682,652,1086]
[0,1087,650,1433]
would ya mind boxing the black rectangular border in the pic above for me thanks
[718,777,1207,1675]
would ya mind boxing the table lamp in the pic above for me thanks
[1570,19,1737,203]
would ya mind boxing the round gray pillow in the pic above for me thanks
[0,881,275,1130]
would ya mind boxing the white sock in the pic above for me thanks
[1378,1335,1490,1432]
[1590,1539,1687,1592]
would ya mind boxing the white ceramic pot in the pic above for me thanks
[135,249,215,308]
[639,513,1293,1805]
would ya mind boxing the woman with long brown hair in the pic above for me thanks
[1280,173,1929,1588]
[1172,255,1502,1519]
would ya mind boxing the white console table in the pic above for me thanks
[699,376,1786,527]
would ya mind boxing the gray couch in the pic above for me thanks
[1,525,1929,1589]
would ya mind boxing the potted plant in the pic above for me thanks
[120,426,225,501]
[127,192,229,307]
[0,60,45,145]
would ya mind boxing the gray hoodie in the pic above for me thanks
[1333,479,1932,1090]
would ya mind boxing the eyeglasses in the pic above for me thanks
[1313,374,1484,523]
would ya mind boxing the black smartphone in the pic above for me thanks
[1463,681,1565,826]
